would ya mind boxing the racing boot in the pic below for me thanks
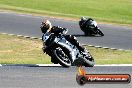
[65,35,85,52]
[76,43,93,60]
[65,35,90,56]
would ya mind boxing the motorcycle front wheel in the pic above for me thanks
[53,47,72,67]
[97,29,104,36]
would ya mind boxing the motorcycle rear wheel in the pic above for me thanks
[84,57,95,67]
[83,52,95,67]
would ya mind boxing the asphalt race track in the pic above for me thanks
[0,66,132,88]
[0,12,132,50]
[0,12,132,88]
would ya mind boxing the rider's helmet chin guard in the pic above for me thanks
[41,20,52,33]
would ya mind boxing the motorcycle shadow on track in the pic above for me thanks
[71,34,103,37]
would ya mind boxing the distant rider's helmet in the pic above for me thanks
[40,20,52,33]
[80,17,87,21]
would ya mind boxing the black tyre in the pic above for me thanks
[53,47,72,67]
[97,29,104,36]
[84,57,95,67]
[83,52,95,67]
[79,76,87,85]
[76,76,87,85]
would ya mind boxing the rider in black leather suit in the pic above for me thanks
[40,19,86,53]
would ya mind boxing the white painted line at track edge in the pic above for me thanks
[0,64,132,67]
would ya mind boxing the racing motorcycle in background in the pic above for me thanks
[42,32,95,67]
[79,17,104,36]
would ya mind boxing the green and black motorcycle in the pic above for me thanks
[79,17,104,36]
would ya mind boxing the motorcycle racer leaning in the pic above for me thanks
[79,17,98,35]
[40,19,88,55]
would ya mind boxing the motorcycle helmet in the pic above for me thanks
[40,20,52,33]
[80,17,87,21]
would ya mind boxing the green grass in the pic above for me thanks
[0,0,132,25]
[0,34,51,64]
[85,46,132,64]
[0,34,132,64]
